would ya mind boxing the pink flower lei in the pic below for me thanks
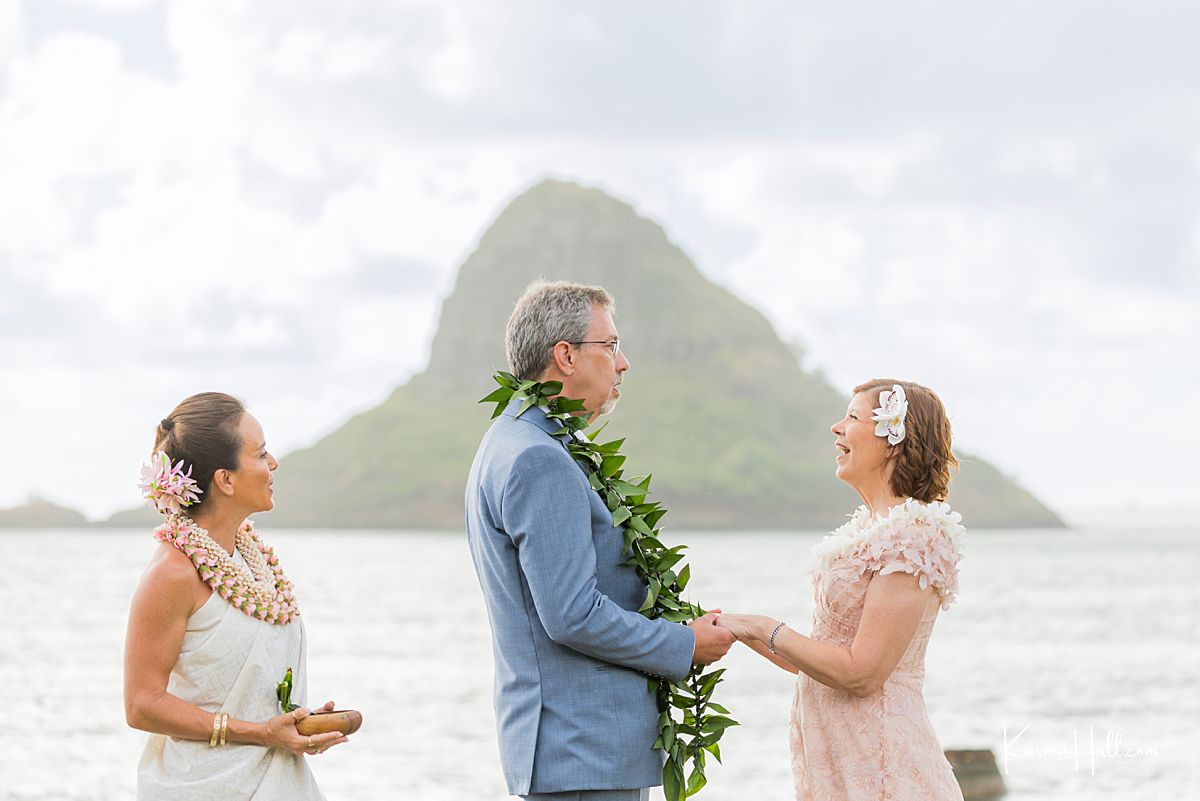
[154,514,300,626]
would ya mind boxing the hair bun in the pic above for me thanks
[161,418,175,431]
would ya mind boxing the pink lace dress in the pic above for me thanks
[790,499,965,801]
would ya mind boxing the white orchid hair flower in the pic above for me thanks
[871,385,909,446]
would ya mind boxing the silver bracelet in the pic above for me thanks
[767,621,786,654]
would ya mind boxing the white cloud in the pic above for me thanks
[66,0,160,10]
[265,28,388,84]
[0,1,22,70]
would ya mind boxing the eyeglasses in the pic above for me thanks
[566,338,621,357]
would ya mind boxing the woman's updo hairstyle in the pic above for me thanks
[153,392,246,511]
[852,378,958,503]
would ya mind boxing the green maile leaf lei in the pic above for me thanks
[481,371,738,800]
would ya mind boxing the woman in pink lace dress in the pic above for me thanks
[718,379,965,801]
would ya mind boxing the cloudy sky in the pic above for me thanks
[1,1,1196,523]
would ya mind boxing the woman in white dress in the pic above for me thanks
[124,392,347,800]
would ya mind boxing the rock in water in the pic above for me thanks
[946,749,1007,800]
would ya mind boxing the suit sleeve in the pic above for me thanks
[501,443,695,681]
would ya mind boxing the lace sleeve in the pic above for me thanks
[860,515,963,610]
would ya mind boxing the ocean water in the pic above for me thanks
[0,525,1196,800]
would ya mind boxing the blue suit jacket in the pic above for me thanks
[465,400,695,795]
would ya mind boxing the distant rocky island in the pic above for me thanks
[0,497,89,527]
[6,180,1063,530]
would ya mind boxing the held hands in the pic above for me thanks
[689,609,736,665]
[714,613,771,643]
[263,701,348,757]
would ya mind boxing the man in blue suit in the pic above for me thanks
[466,280,735,801]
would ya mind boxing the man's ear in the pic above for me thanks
[549,341,576,375]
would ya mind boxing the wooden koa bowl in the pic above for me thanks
[295,710,363,736]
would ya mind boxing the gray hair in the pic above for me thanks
[505,280,614,380]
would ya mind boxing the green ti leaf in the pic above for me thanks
[609,478,647,499]
[638,582,659,613]
[655,551,686,572]
[556,397,588,413]
[700,716,739,734]
[585,419,610,440]
[515,393,539,417]
[663,756,686,801]
[275,667,298,713]
[627,515,653,536]
[478,386,514,404]
[600,454,626,478]
[676,563,691,591]
[686,767,708,796]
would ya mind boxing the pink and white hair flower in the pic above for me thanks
[139,450,203,515]
[871,385,909,446]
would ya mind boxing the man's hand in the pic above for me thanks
[689,609,736,665]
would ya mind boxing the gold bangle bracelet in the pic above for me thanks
[219,713,229,746]
[209,712,221,747]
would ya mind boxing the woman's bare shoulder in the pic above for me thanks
[135,542,208,609]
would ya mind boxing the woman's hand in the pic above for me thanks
[262,705,348,756]
[717,573,937,695]
[714,613,771,643]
